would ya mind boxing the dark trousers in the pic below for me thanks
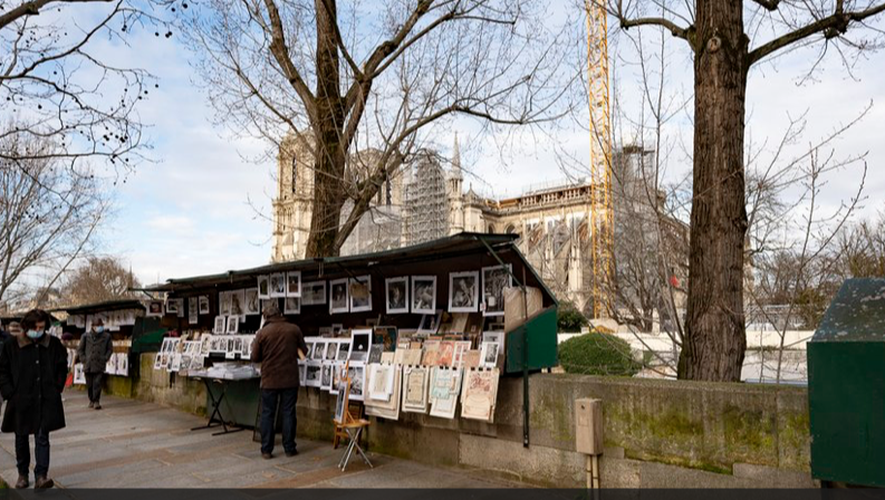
[260,388,298,455]
[16,429,50,477]
[85,372,104,403]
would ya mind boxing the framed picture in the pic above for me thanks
[312,340,326,361]
[482,331,505,356]
[325,342,339,361]
[448,271,479,313]
[244,288,260,316]
[349,329,372,362]
[350,275,372,313]
[347,363,366,401]
[284,296,301,315]
[302,281,326,305]
[321,363,333,391]
[480,341,500,368]
[337,339,351,361]
[147,300,164,317]
[402,366,429,413]
[269,273,287,298]
[305,364,322,387]
[385,277,409,314]
[198,295,210,315]
[334,378,351,423]
[329,278,350,314]
[226,316,239,334]
[188,297,199,325]
[367,344,384,364]
[418,311,443,335]
[165,297,181,315]
[257,275,270,299]
[219,291,232,316]
[373,326,398,352]
[299,365,306,387]
[481,264,512,317]
[286,271,302,297]
[228,289,244,316]
[411,276,437,315]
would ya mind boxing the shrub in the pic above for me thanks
[558,332,641,377]
[557,301,589,332]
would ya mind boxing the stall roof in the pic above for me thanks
[56,299,146,316]
[141,232,553,299]
[812,278,885,343]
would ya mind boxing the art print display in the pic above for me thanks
[147,300,164,317]
[200,334,213,357]
[452,341,471,367]
[411,276,437,314]
[337,340,351,361]
[199,295,210,315]
[330,363,345,395]
[286,271,302,297]
[385,277,409,314]
[334,378,350,423]
[460,368,500,422]
[402,366,430,413]
[402,348,423,367]
[418,311,442,334]
[437,341,455,367]
[269,273,287,298]
[349,275,372,313]
[284,296,301,315]
[241,334,254,359]
[373,326,397,352]
[226,316,239,334]
[481,264,512,316]
[347,363,366,401]
[367,363,395,402]
[257,275,270,299]
[311,340,326,361]
[324,341,339,361]
[365,365,401,421]
[329,278,350,314]
[321,363,333,391]
[462,350,481,368]
[349,329,372,362]
[480,341,500,368]
[429,367,462,419]
[231,289,246,316]
[219,292,232,316]
[422,340,441,366]
[305,364,322,387]
[449,271,479,313]
[244,288,260,315]
[166,298,183,316]
[380,352,395,364]
[188,297,199,325]
[302,281,327,305]
[482,331,505,357]
[367,345,384,364]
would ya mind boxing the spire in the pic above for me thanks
[452,132,462,177]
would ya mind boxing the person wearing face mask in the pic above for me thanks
[0,309,68,489]
[76,318,112,410]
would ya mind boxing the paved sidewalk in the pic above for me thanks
[0,391,519,488]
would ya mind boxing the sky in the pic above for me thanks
[69,3,885,287]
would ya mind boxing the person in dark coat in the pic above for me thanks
[76,318,113,410]
[251,301,307,459]
[0,309,68,489]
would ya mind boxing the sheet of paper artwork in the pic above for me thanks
[365,365,401,421]
[429,367,462,419]
[367,363,395,402]
[460,368,500,422]
[402,366,429,414]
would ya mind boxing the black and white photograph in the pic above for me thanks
[269,272,286,297]
[385,277,409,314]
[350,275,372,313]
[418,311,443,334]
[337,340,351,361]
[198,295,210,315]
[302,281,326,305]
[286,271,301,297]
[449,271,479,313]
[165,297,181,315]
[213,316,226,334]
[368,344,384,364]
[231,289,245,316]
[226,315,239,334]
[348,363,365,401]
[482,331,505,357]
[349,329,372,362]
[147,300,164,317]
[329,278,349,314]
[257,275,270,299]
[325,342,339,361]
[312,340,326,361]
[244,288,260,315]
[188,297,198,325]
[306,364,321,388]
[482,264,512,316]
[480,341,500,368]
[321,363,333,390]
[219,291,232,316]
[411,275,437,315]
[284,296,301,315]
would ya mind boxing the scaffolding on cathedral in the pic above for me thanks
[402,153,449,246]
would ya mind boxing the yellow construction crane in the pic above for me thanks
[585,0,613,319]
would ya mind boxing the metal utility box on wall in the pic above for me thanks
[575,398,604,455]
[808,278,885,488]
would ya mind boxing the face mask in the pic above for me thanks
[96,326,104,333]
[26,330,43,340]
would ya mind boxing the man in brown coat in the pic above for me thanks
[251,300,307,459]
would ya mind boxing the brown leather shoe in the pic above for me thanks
[15,475,28,489]
[261,452,273,460]
[34,476,54,489]
[94,404,102,410]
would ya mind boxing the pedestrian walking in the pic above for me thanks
[251,301,307,459]
[0,309,68,489]
[76,318,112,410]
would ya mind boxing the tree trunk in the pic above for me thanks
[677,1,749,381]
[305,0,346,258]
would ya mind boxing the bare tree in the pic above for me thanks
[607,0,885,381]
[0,132,107,310]
[187,0,582,257]
[1,0,173,173]
[62,255,140,306]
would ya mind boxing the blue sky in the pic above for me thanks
[82,4,885,286]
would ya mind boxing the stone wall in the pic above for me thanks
[126,354,813,488]
[104,354,207,416]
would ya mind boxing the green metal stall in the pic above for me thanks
[808,278,885,488]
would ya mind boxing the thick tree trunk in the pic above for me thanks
[305,0,346,258]
[677,1,749,381]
